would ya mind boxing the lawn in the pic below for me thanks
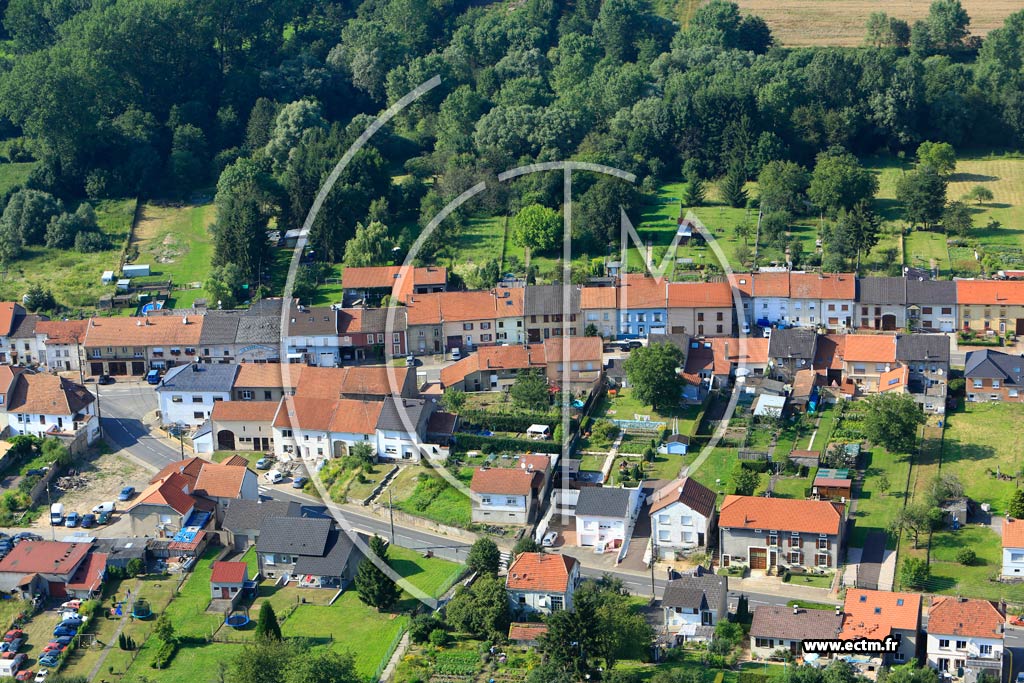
[611,452,685,485]
[689,445,738,496]
[0,198,136,310]
[771,473,814,499]
[941,402,1024,513]
[455,215,508,277]
[131,200,216,307]
[392,464,472,528]
[904,231,950,277]
[158,545,226,639]
[848,444,912,549]
[0,161,31,195]
[734,0,1017,47]
[388,544,465,598]
[899,524,1024,601]
[799,403,837,451]
[597,388,701,429]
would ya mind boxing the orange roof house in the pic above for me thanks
[35,319,88,345]
[956,280,1024,305]
[505,552,579,593]
[0,302,22,337]
[341,265,447,302]
[470,468,539,496]
[130,472,197,517]
[718,495,844,535]
[750,272,790,298]
[840,334,897,364]
[790,272,856,301]
[667,281,735,308]
[439,344,546,388]
[83,315,204,348]
[1003,518,1024,548]
[927,597,1004,639]
[211,400,280,423]
[210,561,249,585]
[839,589,921,641]
[581,286,617,309]
[617,274,667,309]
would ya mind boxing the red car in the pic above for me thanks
[1011,615,1024,626]
[14,671,33,682]
[2,630,22,643]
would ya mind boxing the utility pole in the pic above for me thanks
[388,488,395,544]
[650,542,657,599]
[45,484,55,541]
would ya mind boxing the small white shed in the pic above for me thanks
[116,279,131,292]
[101,270,115,284]
[526,424,551,440]
[123,264,151,277]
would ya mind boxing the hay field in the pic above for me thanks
[735,0,1018,46]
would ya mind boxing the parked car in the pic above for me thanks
[51,626,76,639]
[80,514,96,529]
[97,511,110,525]
[63,512,80,528]
[59,601,81,611]
[542,531,559,547]
[58,616,83,628]
[1,638,23,653]
[255,458,270,470]
[3,630,23,643]
[291,476,308,489]
[91,502,115,514]
[146,369,161,385]
[450,347,461,360]
[37,654,59,668]
[15,670,34,682]
[24,469,45,478]
[405,355,416,367]
[264,470,283,484]
[97,375,115,385]
[118,486,135,501]
[12,533,39,542]
[33,670,48,683]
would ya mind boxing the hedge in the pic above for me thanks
[458,410,566,434]
[739,673,770,683]
[453,433,562,454]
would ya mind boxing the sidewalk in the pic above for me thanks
[728,574,840,604]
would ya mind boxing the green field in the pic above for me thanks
[940,402,1024,513]
[0,161,31,195]
[0,198,136,310]
[130,201,216,308]
[158,546,225,639]
[904,231,950,277]
[391,464,472,528]
[899,524,1024,601]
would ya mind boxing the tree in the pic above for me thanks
[929,472,964,503]
[575,176,639,248]
[343,221,393,268]
[963,186,994,205]
[205,263,246,310]
[285,649,359,683]
[719,162,748,209]
[445,573,511,640]
[681,177,705,208]
[808,149,878,217]
[900,556,931,590]
[409,613,445,644]
[22,283,55,312]
[863,393,927,454]
[232,639,293,683]
[889,502,941,548]
[509,370,549,411]
[255,602,282,641]
[910,20,935,57]
[513,535,542,557]
[942,201,973,237]
[1,189,64,246]
[956,548,977,565]
[351,442,375,468]
[866,12,911,47]
[585,323,599,337]
[512,204,561,255]
[896,167,948,230]
[757,161,808,215]
[830,202,881,269]
[354,535,400,611]
[916,141,957,175]
[154,614,176,644]
[45,204,98,249]
[467,537,501,575]
[1009,489,1024,519]
[877,475,891,497]
[927,0,970,50]
[623,343,686,412]
[576,579,653,671]
[440,387,466,413]
[126,557,146,577]
[265,99,326,171]
[887,663,940,683]
[731,464,761,496]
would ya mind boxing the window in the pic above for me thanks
[769,532,778,546]
[463,323,473,331]
[755,638,774,649]
[658,530,671,541]
[980,645,993,655]
[171,395,183,403]
[480,322,491,330]
[481,496,491,505]
[481,334,492,342]
[939,640,950,649]
[894,653,905,662]
[281,429,292,438]
[264,391,272,400]
[192,396,203,403]
[241,390,253,400]
[505,497,517,505]
[697,312,704,322]
[973,380,983,388]
[790,551,800,564]
[193,411,204,419]
[994,380,1001,389]
[377,333,384,344]
[393,333,401,343]
[681,515,693,526]
[817,538,829,550]
[828,304,835,311]
[716,325,723,334]
[955,641,967,650]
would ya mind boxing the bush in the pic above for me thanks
[74,230,106,252]
[150,639,177,669]
[458,410,561,434]
[409,614,443,644]
[956,548,977,566]
[126,558,146,577]
[739,673,771,683]
[429,628,451,647]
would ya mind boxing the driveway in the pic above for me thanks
[855,531,886,590]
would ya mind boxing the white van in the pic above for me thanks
[265,470,284,484]
[450,347,461,360]
[91,501,116,514]
[50,503,65,526]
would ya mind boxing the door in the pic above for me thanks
[131,361,146,375]
[881,314,896,331]
[217,430,236,450]
[220,587,229,599]
[109,361,127,375]
[1016,318,1024,335]
[749,548,767,569]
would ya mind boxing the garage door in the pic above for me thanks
[750,549,767,570]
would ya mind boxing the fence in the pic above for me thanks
[374,626,408,682]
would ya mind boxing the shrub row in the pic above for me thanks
[453,433,562,454]
[458,409,564,434]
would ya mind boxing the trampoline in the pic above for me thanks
[131,598,152,619]
[225,612,250,628]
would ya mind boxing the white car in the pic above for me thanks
[450,347,461,360]
[34,670,48,683]
[542,531,558,547]
[91,501,116,514]
[265,470,284,484]
[1015,673,1024,683]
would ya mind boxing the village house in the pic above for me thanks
[840,589,921,669]
[125,472,198,535]
[210,561,249,605]
[767,328,818,382]
[896,334,950,414]
[34,319,88,372]
[156,362,239,427]
[231,303,283,364]
[272,396,383,460]
[1001,517,1024,578]
[376,396,442,463]
[964,349,1024,403]
[525,284,581,343]
[740,271,790,328]
[293,365,417,402]
[255,517,363,589]
[222,499,301,551]
[440,291,503,352]
[470,467,543,525]
[283,303,339,366]
[83,314,204,377]
[405,293,444,355]
[542,336,603,392]
[717,495,844,571]
[341,265,447,305]
[789,272,856,331]
[505,552,580,615]
[957,280,1024,336]
[856,277,907,331]
[581,286,618,338]
[0,302,27,364]
[0,541,104,599]
[196,311,243,364]
[667,281,736,337]
[617,274,668,338]
[575,485,643,550]
[192,461,259,520]
[661,574,728,645]
[837,334,898,393]
[439,344,546,392]
[6,309,45,366]
[926,597,1004,683]
[231,363,302,403]
[749,604,843,660]
[337,306,408,361]
[2,370,99,444]
[906,279,957,332]
[649,477,717,559]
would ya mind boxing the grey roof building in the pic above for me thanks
[294,529,361,577]
[377,396,432,434]
[965,349,1024,385]
[256,516,333,556]
[662,574,728,611]
[906,278,956,304]
[525,284,581,315]
[857,277,907,305]
[286,304,337,336]
[254,516,362,587]
[750,605,844,648]
[768,328,817,360]
[156,362,240,393]
[235,315,280,345]
[198,312,241,346]
[896,334,950,364]
[223,499,300,536]
[575,486,635,517]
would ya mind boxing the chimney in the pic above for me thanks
[182,316,188,325]
[835,605,841,616]
[793,605,799,614]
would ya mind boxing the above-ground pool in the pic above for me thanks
[140,300,165,314]
[131,598,152,619]
[226,613,250,628]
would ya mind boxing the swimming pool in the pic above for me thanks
[140,300,165,314]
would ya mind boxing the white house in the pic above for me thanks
[34,320,88,372]
[661,574,728,644]
[210,561,248,605]
[926,597,1004,683]
[376,397,433,463]
[745,272,790,327]
[470,467,541,525]
[156,363,239,427]
[271,397,381,461]
[574,485,643,550]
[505,552,580,615]
[284,304,339,366]
[2,371,99,445]
[649,477,717,559]
[1001,517,1024,578]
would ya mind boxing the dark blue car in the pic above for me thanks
[118,486,136,501]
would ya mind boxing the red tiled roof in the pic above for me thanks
[439,291,500,322]
[131,472,196,516]
[150,456,207,488]
[470,467,537,495]
[84,315,204,347]
[840,589,920,640]
[0,303,19,337]
[1004,518,1024,548]
[729,274,754,297]
[439,345,547,387]
[649,477,716,517]
[6,373,94,416]
[617,274,666,309]
[221,454,250,467]
[210,561,248,584]
[294,366,409,398]
[234,363,303,389]
[0,541,90,576]
[879,365,909,392]
[956,280,1024,305]
[517,454,551,473]
[342,266,447,302]
[329,399,383,435]
[212,400,280,422]
[711,338,769,373]
[36,319,88,345]
[751,272,790,298]
[927,597,1004,639]
[719,495,844,535]
[506,552,577,592]
[405,293,443,325]
[667,282,734,308]
[509,622,548,642]
[542,336,602,363]
[581,287,617,309]
[790,272,855,300]
[65,552,107,592]
[814,335,845,372]
[194,463,250,499]
[840,335,897,363]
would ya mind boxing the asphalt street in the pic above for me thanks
[95,380,184,470]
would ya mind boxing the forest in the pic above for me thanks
[0,0,1021,301]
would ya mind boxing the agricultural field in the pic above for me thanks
[734,0,1018,47]
[130,201,216,309]
[0,198,136,310]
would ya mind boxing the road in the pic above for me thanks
[96,381,185,471]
